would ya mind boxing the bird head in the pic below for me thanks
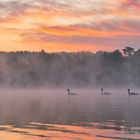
[67,89,70,91]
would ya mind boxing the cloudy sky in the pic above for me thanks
[0,0,140,52]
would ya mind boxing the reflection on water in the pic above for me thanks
[0,89,140,139]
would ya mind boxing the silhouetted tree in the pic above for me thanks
[123,47,135,56]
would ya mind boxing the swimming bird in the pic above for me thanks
[67,89,77,95]
[101,88,112,95]
[128,89,139,95]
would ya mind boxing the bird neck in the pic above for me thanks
[128,90,130,94]
[101,89,103,94]
[68,90,70,94]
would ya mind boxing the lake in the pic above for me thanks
[0,89,140,140]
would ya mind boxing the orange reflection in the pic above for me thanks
[0,122,140,140]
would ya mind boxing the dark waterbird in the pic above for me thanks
[128,89,139,95]
[101,88,112,95]
[67,89,77,95]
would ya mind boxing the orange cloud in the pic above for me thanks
[37,26,140,38]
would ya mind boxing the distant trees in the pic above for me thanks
[112,50,122,57]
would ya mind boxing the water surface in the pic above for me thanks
[0,89,140,140]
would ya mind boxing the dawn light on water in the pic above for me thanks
[0,89,140,140]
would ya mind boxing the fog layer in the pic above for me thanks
[0,48,139,88]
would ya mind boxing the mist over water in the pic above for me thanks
[0,49,140,88]
[0,88,139,124]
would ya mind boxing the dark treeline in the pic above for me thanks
[0,47,140,88]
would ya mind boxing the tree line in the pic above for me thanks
[0,47,140,88]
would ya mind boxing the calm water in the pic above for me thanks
[0,89,140,140]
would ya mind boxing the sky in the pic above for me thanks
[0,0,140,52]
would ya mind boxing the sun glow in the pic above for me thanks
[0,0,139,52]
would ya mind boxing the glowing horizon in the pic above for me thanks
[0,0,140,52]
